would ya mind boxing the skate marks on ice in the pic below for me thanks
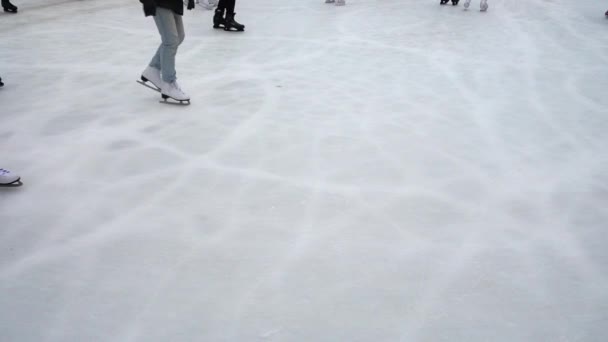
[2,0,608,341]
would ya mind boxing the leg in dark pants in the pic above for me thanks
[214,0,244,31]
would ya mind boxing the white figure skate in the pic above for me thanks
[196,0,215,10]
[464,0,488,11]
[0,168,21,186]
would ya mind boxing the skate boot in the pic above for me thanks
[198,0,214,10]
[452,0,459,5]
[161,80,190,105]
[213,8,226,29]
[480,0,488,11]
[0,168,21,186]
[440,0,449,5]
[140,66,162,91]
[224,13,245,32]
[0,77,3,87]
[464,0,471,9]
[325,0,335,3]
[2,0,18,13]
[335,0,345,6]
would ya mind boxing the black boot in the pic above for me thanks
[2,0,18,13]
[0,77,4,87]
[440,0,449,4]
[224,13,244,32]
[213,8,226,29]
[452,0,459,5]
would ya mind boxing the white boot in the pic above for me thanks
[161,80,190,102]
[0,168,20,185]
[464,0,471,9]
[480,0,488,11]
[141,66,162,90]
[336,0,345,5]
[198,0,214,10]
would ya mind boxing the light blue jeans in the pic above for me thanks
[149,8,185,83]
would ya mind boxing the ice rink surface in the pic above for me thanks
[1,0,608,340]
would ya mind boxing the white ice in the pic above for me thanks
[1,0,608,341]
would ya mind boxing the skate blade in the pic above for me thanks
[0,179,23,187]
[137,80,161,93]
[160,98,191,106]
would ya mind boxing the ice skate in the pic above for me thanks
[224,13,245,32]
[440,0,449,5]
[452,0,459,6]
[197,0,214,10]
[213,8,226,29]
[325,0,335,3]
[464,0,488,11]
[160,80,190,105]
[0,77,4,87]
[2,0,17,13]
[137,66,162,92]
[335,0,345,6]
[0,168,21,187]
[480,0,488,11]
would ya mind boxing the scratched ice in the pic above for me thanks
[1,0,607,341]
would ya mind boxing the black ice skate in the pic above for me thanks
[440,0,449,5]
[213,8,226,29]
[0,77,4,87]
[2,0,18,13]
[224,13,245,32]
[452,0,459,5]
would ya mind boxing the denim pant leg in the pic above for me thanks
[148,8,185,83]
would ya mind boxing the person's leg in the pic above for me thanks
[225,0,235,14]
[153,8,181,83]
[214,0,227,28]
[176,13,185,47]
[155,11,189,101]
[224,0,244,31]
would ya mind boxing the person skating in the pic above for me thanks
[0,168,21,186]
[138,0,195,105]
[464,0,488,11]
[213,0,245,31]
[2,0,17,13]
[325,0,346,6]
